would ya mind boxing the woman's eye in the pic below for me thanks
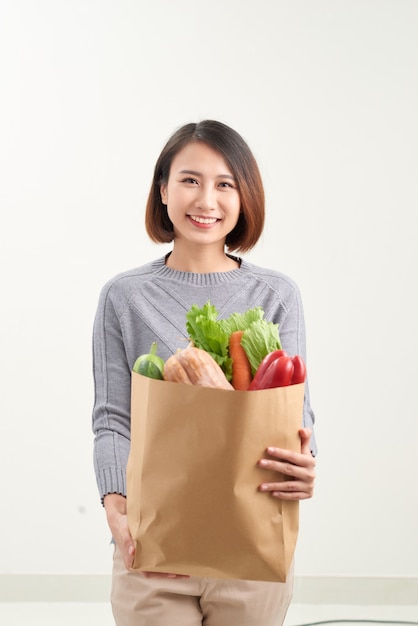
[182,177,198,184]
[219,181,234,189]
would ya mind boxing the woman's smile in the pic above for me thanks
[188,214,220,227]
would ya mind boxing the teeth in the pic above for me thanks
[190,215,218,224]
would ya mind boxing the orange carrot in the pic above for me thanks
[229,330,252,390]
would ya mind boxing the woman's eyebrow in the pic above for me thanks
[178,169,201,176]
[179,169,235,179]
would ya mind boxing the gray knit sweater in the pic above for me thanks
[92,255,317,502]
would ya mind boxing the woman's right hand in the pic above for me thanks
[103,493,189,578]
[104,493,135,569]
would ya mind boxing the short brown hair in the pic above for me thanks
[145,120,265,253]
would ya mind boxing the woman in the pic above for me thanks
[92,120,316,625]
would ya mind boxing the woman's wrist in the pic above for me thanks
[103,493,127,516]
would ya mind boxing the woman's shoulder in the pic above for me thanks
[240,259,301,294]
[98,257,166,301]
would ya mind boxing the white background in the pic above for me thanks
[1,0,417,578]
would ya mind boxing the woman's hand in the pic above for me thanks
[104,494,135,569]
[103,493,189,578]
[258,428,316,500]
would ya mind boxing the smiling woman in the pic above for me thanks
[92,119,316,626]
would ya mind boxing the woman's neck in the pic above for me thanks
[165,243,240,274]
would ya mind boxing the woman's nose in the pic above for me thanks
[196,186,216,210]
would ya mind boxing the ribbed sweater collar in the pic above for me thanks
[149,255,250,286]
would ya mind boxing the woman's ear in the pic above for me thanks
[160,183,168,205]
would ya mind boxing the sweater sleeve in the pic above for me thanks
[92,282,131,503]
[271,280,318,456]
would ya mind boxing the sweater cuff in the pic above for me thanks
[98,467,126,504]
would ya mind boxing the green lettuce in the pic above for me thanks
[218,307,265,335]
[239,319,282,375]
[185,302,232,379]
[186,301,282,380]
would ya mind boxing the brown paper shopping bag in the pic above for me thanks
[127,373,304,582]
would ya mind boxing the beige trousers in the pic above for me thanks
[111,546,294,626]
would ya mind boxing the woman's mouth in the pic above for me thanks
[188,215,219,226]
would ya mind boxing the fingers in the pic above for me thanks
[260,445,315,470]
[107,509,189,575]
[258,443,316,500]
[105,509,135,569]
[299,427,312,455]
[122,541,135,570]
[259,479,314,500]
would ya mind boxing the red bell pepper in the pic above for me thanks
[248,351,306,390]
[248,350,288,390]
[290,355,306,384]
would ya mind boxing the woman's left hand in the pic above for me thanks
[258,428,316,500]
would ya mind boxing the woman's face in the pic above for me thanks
[160,142,241,249]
